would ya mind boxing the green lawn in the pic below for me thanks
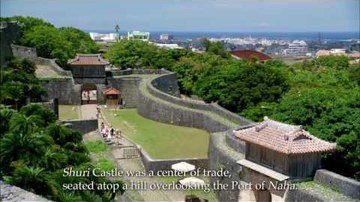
[58,105,79,120]
[103,108,209,159]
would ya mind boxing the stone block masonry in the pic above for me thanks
[59,119,98,134]
[208,130,244,202]
[137,73,253,133]
[41,78,81,105]
[107,77,141,107]
[0,181,51,202]
[314,169,360,199]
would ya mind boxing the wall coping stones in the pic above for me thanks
[314,169,360,199]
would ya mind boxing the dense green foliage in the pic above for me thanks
[0,59,46,109]
[0,104,124,201]
[105,39,192,69]
[1,16,99,67]
[201,38,230,58]
[0,59,124,201]
[171,54,289,111]
[242,61,360,179]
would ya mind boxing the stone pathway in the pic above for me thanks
[80,104,186,202]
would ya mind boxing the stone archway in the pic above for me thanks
[81,83,98,104]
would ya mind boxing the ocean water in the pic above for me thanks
[86,30,359,41]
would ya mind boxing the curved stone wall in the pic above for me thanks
[208,130,245,202]
[137,73,253,133]
[150,74,252,126]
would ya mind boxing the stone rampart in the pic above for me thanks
[59,119,98,134]
[41,78,81,105]
[107,77,141,107]
[11,44,73,77]
[148,74,252,126]
[109,68,170,76]
[1,22,21,67]
[208,130,245,202]
[314,169,360,199]
[137,74,252,133]
[10,44,37,59]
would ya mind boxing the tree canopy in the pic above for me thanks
[1,16,99,67]
[0,58,46,109]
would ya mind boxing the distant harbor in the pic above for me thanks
[86,30,360,41]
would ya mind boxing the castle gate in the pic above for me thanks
[81,83,98,104]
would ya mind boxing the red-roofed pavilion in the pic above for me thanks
[234,116,336,179]
[103,87,120,106]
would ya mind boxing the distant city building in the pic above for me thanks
[348,52,360,59]
[316,48,347,57]
[127,31,150,41]
[160,33,173,41]
[231,50,271,62]
[283,40,308,56]
[89,32,118,42]
[154,43,183,50]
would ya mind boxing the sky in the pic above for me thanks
[1,0,359,32]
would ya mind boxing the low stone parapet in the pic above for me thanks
[59,119,98,134]
[139,148,208,172]
[314,169,360,199]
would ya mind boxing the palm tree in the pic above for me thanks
[37,147,68,171]
[0,130,52,167]
[46,123,83,146]
[0,107,15,137]
[9,113,41,135]
[4,166,50,194]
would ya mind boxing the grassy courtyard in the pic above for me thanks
[58,105,79,120]
[103,108,209,159]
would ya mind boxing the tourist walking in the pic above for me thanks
[115,129,122,145]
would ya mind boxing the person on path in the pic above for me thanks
[115,129,122,145]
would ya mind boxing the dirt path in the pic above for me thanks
[80,104,186,201]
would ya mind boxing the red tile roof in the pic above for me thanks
[234,117,336,154]
[103,87,120,95]
[231,50,271,61]
[68,54,109,66]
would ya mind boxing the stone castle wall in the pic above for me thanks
[60,119,98,134]
[208,130,244,202]
[41,78,81,104]
[0,22,21,67]
[137,73,253,133]
[107,77,141,108]
[314,169,360,199]
[149,74,252,126]
[11,44,73,77]
[10,44,37,59]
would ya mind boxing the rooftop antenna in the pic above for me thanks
[115,24,120,42]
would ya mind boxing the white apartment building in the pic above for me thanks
[283,40,308,56]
